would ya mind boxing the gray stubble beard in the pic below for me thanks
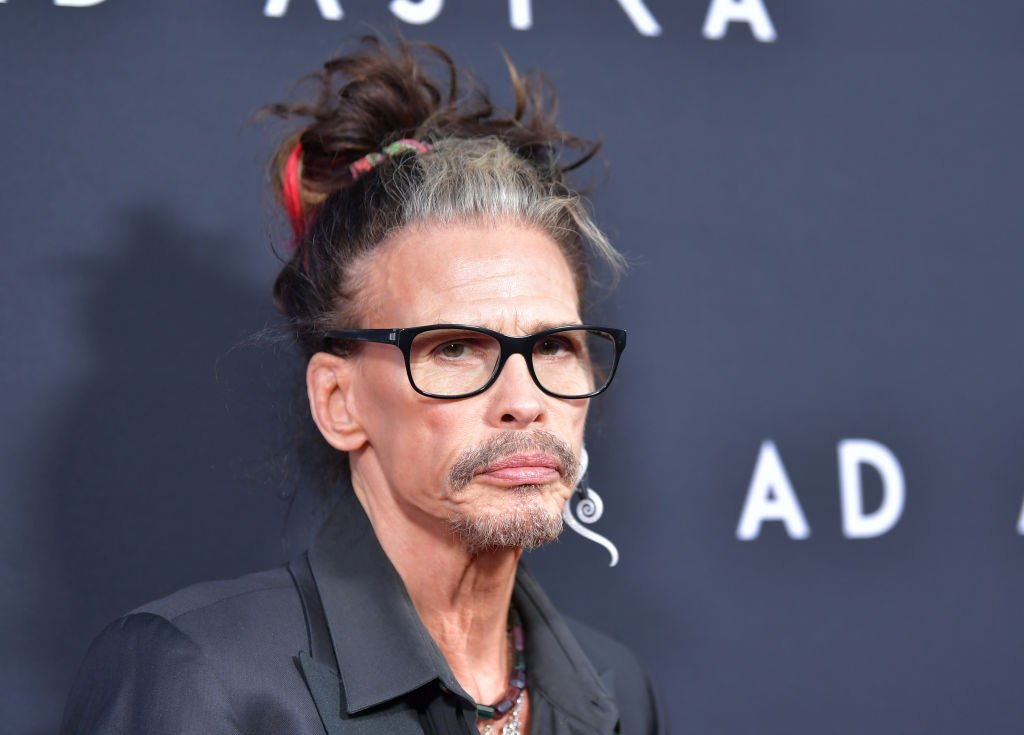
[446,430,580,555]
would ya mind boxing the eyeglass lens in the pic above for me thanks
[408,328,616,397]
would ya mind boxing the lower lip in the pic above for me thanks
[480,467,561,484]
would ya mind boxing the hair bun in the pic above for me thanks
[266,36,598,225]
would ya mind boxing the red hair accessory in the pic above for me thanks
[282,142,305,239]
[281,138,430,271]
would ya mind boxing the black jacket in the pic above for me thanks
[62,491,663,734]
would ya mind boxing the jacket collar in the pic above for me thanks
[307,490,461,714]
[514,571,620,731]
[307,490,619,731]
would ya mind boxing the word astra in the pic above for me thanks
[36,0,778,42]
[261,0,779,42]
[737,439,905,540]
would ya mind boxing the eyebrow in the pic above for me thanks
[434,319,584,333]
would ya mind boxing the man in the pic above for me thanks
[62,40,662,735]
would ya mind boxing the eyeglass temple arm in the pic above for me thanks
[323,329,400,345]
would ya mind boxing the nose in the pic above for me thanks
[486,354,546,428]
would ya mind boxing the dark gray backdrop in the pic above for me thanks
[3,1,1023,733]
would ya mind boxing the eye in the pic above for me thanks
[438,342,468,358]
[536,336,574,357]
[430,336,491,360]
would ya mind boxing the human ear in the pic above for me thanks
[306,351,367,452]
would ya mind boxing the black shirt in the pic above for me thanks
[62,490,662,734]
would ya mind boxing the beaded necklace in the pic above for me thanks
[478,606,526,735]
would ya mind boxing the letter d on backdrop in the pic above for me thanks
[838,439,905,538]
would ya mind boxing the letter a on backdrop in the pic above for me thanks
[737,440,810,540]
[263,0,343,20]
[509,0,532,29]
[837,439,905,538]
[703,0,777,42]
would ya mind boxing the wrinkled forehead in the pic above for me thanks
[355,220,583,332]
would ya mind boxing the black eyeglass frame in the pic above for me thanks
[322,324,627,400]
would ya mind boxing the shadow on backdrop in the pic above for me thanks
[17,205,676,734]
[18,206,327,734]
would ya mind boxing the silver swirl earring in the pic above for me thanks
[562,447,620,567]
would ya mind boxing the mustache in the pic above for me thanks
[447,430,580,492]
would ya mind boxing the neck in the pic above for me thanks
[350,463,520,705]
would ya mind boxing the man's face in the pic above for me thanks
[344,218,588,552]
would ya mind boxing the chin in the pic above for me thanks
[447,485,565,555]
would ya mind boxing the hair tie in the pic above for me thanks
[349,138,432,181]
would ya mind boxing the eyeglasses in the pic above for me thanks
[323,324,627,399]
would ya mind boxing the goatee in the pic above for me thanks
[446,430,579,554]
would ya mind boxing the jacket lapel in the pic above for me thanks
[513,569,621,734]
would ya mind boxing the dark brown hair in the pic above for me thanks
[265,36,624,360]
[262,37,624,500]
